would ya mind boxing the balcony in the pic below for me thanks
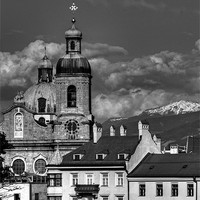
[75,184,100,199]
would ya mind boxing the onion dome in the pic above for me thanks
[24,82,56,113]
[56,18,91,76]
[65,18,82,38]
[56,53,91,76]
[38,50,53,83]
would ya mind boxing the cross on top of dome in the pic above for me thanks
[69,3,78,13]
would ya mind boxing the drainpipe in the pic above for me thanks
[193,177,197,200]
[29,182,32,200]
[125,167,129,200]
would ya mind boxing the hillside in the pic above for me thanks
[102,101,200,147]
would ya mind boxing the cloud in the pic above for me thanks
[92,88,200,120]
[1,38,199,121]
[195,39,200,51]
[90,49,200,95]
[0,40,65,89]
[92,88,180,119]
[0,40,128,101]
[82,42,128,59]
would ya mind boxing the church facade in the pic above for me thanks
[0,17,93,178]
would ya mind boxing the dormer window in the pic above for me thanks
[118,153,128,160]
[96,154,106,160]
[73,154,83,161]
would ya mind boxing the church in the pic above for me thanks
[0,14,93,179]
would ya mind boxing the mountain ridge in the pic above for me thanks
[102,100,200,147]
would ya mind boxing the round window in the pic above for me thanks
[12,159,25,175]
[35,159,46,174]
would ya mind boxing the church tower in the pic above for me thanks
[54,18,93,141]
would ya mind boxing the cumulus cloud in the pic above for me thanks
[92,88,182,119]
[90,49,200,95]
[1,38,200,121]
[82,42,128,59]
[0,40,65,88]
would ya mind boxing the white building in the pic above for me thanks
[128,153,200,200]
[46,121,161,200]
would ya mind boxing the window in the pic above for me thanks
[48,197,62,200]
[71,197,77,200]
[101,196,109,200]
[171,184,178,196]
[116,173,123,186]
[101,173,108,186]
[156,184,163,196]
[118,154,126,160]
[14,194,20,200]
[73,154,83,160]
[35,159,46,175]
[47,174,62,187]
[71,173,78,186]
[187,184,194,196]
[116,196,123,200]
[14,112,23,138]
[12,159,25,175]
[67,85,76,107]
[96,154,103,160]
[86,173,94,184]
[139,184,145,196]
[96,154,106,160]
[71,41,75,50]
[35,193,39,200]
[38,97,46,112]
[38,117,46,126]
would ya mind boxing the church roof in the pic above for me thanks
[56,53,91,76]
[128,153,200,178]
[65,18,82,38]
[24,82,56,113]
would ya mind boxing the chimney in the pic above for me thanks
[120,125,127,136]
[110,125,115,136]
[153,134,161,152]
[138,120,149,140]
[93,122,102,143]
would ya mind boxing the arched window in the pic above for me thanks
[38,97,46,112]
[70,41,75,50]
[34,159,46,175]
[14,112,23,138]
[67,85,76,107]
[12,159,25,175]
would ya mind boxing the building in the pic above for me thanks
[46,121,161,200]
[0,15,93,199]
[128,153,200,200]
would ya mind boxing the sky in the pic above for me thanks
[0,0,199,122]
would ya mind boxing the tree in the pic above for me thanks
[0,131,13,184]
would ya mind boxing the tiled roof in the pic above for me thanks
[128,153,200,177]
[59,136,139,167]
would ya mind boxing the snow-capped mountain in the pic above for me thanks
[143,100,200,116]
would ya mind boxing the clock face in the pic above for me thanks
[65,119,79,138]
